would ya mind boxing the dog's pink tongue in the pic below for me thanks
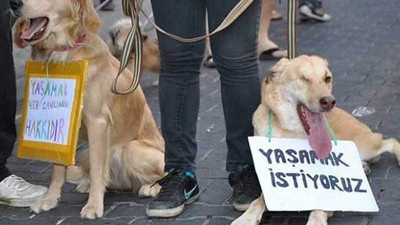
[20,18,47,40]
[304,109,332,159]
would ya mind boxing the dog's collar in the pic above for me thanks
[53,35,86,52]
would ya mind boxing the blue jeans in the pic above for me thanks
[151,0,261,172]
[0,0,16,181]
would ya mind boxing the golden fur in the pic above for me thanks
[13,0,164,219]
[232,56,400,225]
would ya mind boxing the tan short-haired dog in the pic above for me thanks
[232,56,400,225]
[12,0,164,219]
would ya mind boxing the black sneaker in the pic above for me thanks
[228,165,262,211]
[146,168,199,218]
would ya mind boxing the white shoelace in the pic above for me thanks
[3,175,31,191]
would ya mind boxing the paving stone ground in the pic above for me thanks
[3,0,400,224]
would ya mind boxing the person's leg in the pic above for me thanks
[258,0,287,59]
[207,0,263,211]
[0,2,48,208]
[0,0,17,182]
[207,0,261,172]
[147,0,206,217]
[151,0,206,173]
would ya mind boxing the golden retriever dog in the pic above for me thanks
[11,0,165,219]
[232,55,400,225]
[108,18,160,74]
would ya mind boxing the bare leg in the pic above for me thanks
[258,0,287,58]
[31,165,66,213]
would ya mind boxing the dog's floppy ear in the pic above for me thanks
[266,58,289,83]
[76,0,101,33]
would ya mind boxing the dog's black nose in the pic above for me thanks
[10,0,23,11]
[320,96,336,110]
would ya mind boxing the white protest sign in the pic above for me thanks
[249,137,379,212]
[23,77,76,145]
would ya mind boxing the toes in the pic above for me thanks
[150,184,161,197]
[138,184,160,197]
[80,204,104,219]
[138,184,151,197]
[31,198,58,214]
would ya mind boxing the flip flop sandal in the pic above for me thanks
[259,48,287,60]
[204,55,216,68]
[271,10,283,21]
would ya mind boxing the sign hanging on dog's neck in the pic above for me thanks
[249,137,379,212]
[17,60,88,166]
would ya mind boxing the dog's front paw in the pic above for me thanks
[306,210,329,225]
[138,184,161,197]
[31,197,58,213]
[80,203,103,219]
[231,215,259,225]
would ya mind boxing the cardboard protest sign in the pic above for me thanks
[18,61,88,166]
[249,137,379,212]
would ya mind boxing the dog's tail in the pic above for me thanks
[385,138,400,166]
[375,138,400,167]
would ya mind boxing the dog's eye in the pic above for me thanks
[302,76,310,83]
[324,76,332,83]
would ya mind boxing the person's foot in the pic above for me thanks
[271,10,283,21]
[259,47,287,60]
[299,3,331,22]
[0,175,48,207]
[146,168,199,218]
[229,165,262,211]
[259,39,287,60]
[100,0,115,11]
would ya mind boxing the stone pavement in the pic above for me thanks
[3,0,400,224]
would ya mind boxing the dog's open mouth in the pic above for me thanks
[20,17,49,42]
[297,104,332,159]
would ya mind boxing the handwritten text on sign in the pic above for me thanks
[249,137,378,212]
[23,78,76,145]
